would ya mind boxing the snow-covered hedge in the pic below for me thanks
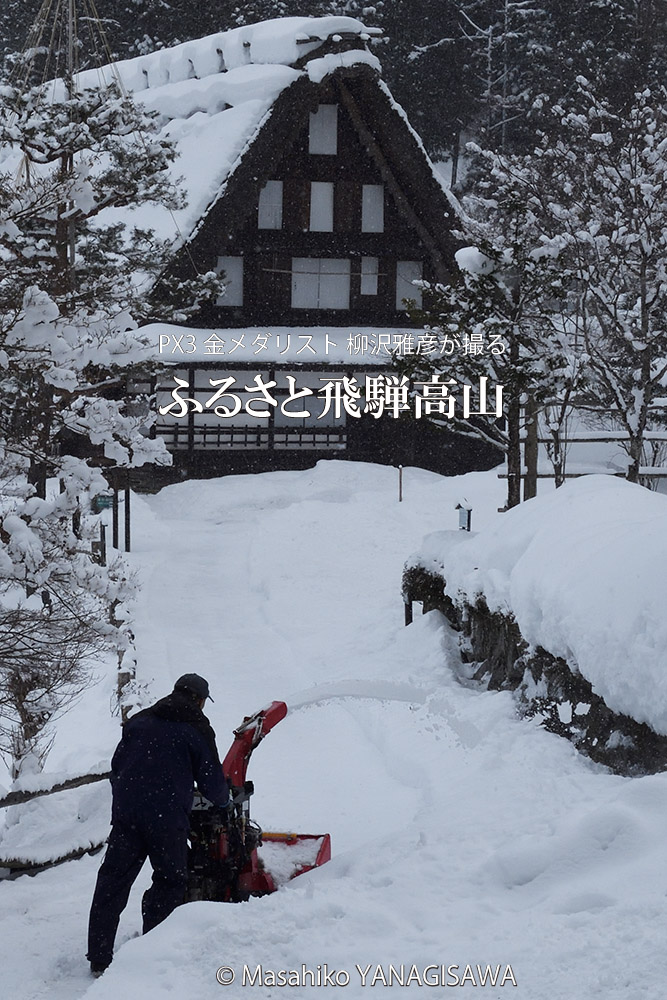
[410,476,667,738]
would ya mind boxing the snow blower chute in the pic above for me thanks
[185,700,330,903]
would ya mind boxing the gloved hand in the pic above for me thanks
[230,780,254,805]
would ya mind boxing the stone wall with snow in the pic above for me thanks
[404,476,667,773]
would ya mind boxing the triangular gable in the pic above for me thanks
[171,61,460,286]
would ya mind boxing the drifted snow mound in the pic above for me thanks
[430,476,667,735]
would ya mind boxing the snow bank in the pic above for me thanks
[7,761,109,797]
[417,476,667,734]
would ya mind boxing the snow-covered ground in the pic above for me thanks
[1,460,667,999]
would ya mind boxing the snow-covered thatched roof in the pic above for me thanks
[80,17,384,245]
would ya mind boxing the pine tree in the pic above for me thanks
[545,0,667,110]
[459,0,555,152]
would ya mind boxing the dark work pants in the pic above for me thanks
[87,819,189,967]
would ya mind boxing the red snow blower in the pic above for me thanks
[185,700,330,903]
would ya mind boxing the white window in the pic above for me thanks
[216,256,244,306]
[309,181,334,232]
[396,261,423,310]
[361,184,384,232]
[258,180,283,229]
[292,258,350,310]
[360,257,379,295]
[309,104,338,155]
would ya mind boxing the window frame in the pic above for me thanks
[216,256,244,307]
[360,256,379,296]
[395,260,423,311]
[308,104,338,155]
[309,181,335,232]
[258,179,284,230]
[361,184,385,233]
[291,258,351,310]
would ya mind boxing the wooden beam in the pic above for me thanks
[0,842,106,876]
[336,80,449,279]
[498,472,625,479]
[523,396,539,500]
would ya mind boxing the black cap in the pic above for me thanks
[174,673,214,702]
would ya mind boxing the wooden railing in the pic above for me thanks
[156,422,347,452]
[0,769,111,877]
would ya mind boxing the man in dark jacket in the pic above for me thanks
[86,673,229,976]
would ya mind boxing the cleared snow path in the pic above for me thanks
[1,461,666,999]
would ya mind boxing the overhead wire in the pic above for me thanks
[76,0,201,278]
[10,0,57,93]
[80,0,111,91]
[50,0,66,98]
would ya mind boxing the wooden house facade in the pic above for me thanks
[116,17,501,482]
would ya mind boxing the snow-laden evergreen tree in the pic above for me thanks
[480,78,667,486]
[404,77,667,502]
[370,0,555,174]
[545,0,667,115]
[399,174,584,508]
[0,50,220,775]
[370,0,472,168]
[454,0,552,153]
[525,80,667,484]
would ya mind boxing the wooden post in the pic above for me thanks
[112,479,119,549]
[124,472,131,552]
[523,397,539,501]
[117,654,135,724]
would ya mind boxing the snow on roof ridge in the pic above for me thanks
[378,79,462,216]
[307,49,382,85]
[74,16,381,97]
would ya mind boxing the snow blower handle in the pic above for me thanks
[230,780,254,805]
[222,701,288,787]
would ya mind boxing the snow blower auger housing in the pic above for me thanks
[185,700,331,903]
